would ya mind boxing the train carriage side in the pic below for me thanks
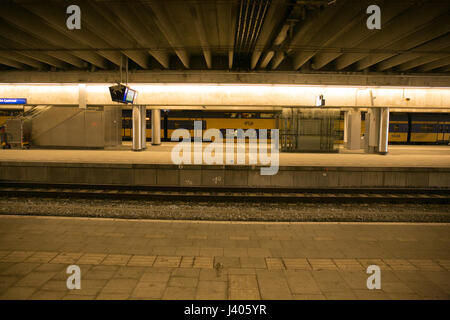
[410,113,450,144]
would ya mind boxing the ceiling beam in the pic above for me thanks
[312,1,409,70]
[0,51,45,69]
[272,1,344,70]
[0,56,28,70]
[145,1,190,68]
[190,4,212,69]
[377,35,450,71]
[355,11,450,71]
[108,3,169,69]
[6,3,111,69]
[418,56,450,72]
[74,1,150,69]
[0,20,85,69]
[398,46,450,71]
[250,0,285,69]
[335,2,450,70]
[1,71,448,88]
[293,0,366,70]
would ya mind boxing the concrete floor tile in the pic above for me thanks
[102,254,132,266]
[30,290,67,300]
[50,252,83,264]
[1,286,36,299]
[257,273,292,300]
[285,272,321,295]
[0,276,20,293]
[26,252,59,263]
[408,260,445,271]
[15,271,56,287]
[224,248,248,258]
[193,257,213,269]
[293,294,326,300]
[168,277,198,288]
[214,256,240,268]
[114,266,145,279]
[162,286,196,300]
[62,294,96,300]
[153,256,181,268]
[66,279,107,296]
[101,279,138,294]
[41,280,68,291]
[127,255,156,267]
[84,265,118,280]
[240,257,266,269]
[229,289,260,300]
[323,291,358,300]
[265,258,285,270]
[140,272,170,282]
[283,258,311,270]
[199,268,228,282]
[228,268,257,275]
[180,256,194,268]
[247,248,271,258]
[176,247,200,256]
[171,268,200,278]
[1,251,34,263]
[196,281,227,300]
[199,247,223,257]
[353,289,390,300]
[96,292,130,300]
[1,262,40,276]
[333,259,364,271]
[229,275,258,290]
[308,259,338,271]
[131,281,166,299]
[77,253,107,265]
[387,293,421,300]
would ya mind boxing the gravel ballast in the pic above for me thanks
[0,196,449,222]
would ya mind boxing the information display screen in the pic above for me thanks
[124,88,136,104]
[0,98,27,104]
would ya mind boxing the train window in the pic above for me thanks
[393,124,400,132]
[241,113,256,118]
[421,124,435,133]
[260,113,275,119]
[225,113,238,118]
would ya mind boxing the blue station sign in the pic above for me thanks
[0,98,27,104]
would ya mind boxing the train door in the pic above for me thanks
[437,121,449,144]
[437,122,444,143]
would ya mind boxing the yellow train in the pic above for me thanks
[122,110,450,145]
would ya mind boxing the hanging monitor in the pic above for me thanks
[109,84,137,104]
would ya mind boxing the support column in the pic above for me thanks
[132,105,145,151]
[151,109,161,145]
[345,109,361,150]
[378,107,390,154]
[365,108,380,154]
[141,105,147,149]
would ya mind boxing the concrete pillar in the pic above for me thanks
[365,108,380,154]
[345,109,361,150]
[140,106,147,149]
[378,107,390,154]
[151,109,161,145]
[132,105,145,151]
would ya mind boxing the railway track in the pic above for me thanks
[0,183,449,204]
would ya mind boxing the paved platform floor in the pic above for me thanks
[0,215,449,300]
[1,144,449,167]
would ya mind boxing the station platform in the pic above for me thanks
[1,144,449,189]
[0,215,449,300]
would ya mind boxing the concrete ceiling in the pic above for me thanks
[0,0,449,75]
